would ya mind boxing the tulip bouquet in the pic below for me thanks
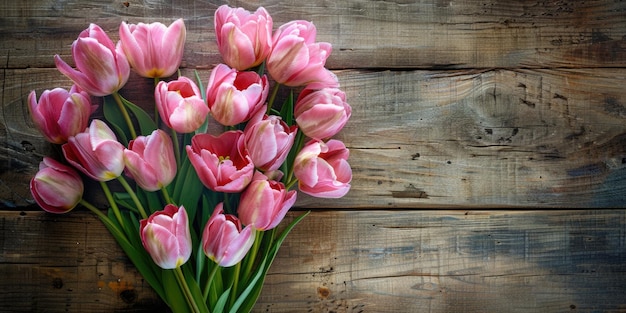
[28,5,351,313]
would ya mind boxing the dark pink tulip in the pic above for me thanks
[155,76,209,133]
[62,119,125,182]
[238,172,297,230]
[206,64,268,126]
[294,87,351,140]
[186,130,255,193]
[244,114,297,172]
[124,129,176,191]
[266,20,338,87]
[118,19,186,78]
[202,203,255,267]
[214,5,273,70]
[28,85,96,144]
[140,204,192,269]
[293,139,351,198]
[55,24,130,96]
[30,157,84,214]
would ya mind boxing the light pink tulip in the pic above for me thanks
[140,204,192,269]
[293,139,351,198]
[294,87,351,140]
[30,157,84,214]
[206,63,268,126]
[55,24,130,96]
[202,203,255,267]
[118,19,186,78]
[214,5,273,70]
[238,172,297,230]
[28,85,96,144]
[62,119,125,181]
[124,129,176,191]
[266,20,338,88]
[244,114,297,172]
[155,76,208,133]
[186,131,254,193]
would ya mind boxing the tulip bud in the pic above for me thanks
[206,63,268,126]
[30,157,84,214]
[267,20,338,88]
[124,129,177,191]
[238,172,297,230]
[62,119,125,181]
[295,87,351,140]
[244,114,297,172]
[186,131,255,193]
[118,19,186,78]
[155,76,209,133]
[140,204,192,269]
[214,5,273,70]
[28,85,96,144]
[55,24,130,96]
[202,203,255,267]
[293,139,351,198]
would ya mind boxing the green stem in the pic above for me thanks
[202,262,220,301]
[117,176,148,219]
[112,92,137,139]
[171,128,181,169]
[242,230,262,285]
[229,262,241,306]
[100,181,126,232]
[80,199,111,223]
[174,266,203,313]
[266,83,281,115]
[161,186,174,205]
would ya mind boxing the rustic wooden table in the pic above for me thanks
[1,1,625,312]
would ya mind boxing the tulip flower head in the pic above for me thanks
[238,172,297,230]
[55,23,130,96]
[186,130,255,193]
[140,205,192,269]
[118,19,186,78]
[244,114,297,172]
[202,203,256,267]
[124,129,177,191]
[214,5,273,70]
[206,63,269,126]
[294,87,352,140]
[266,20,338,88]
[28,85,96,144]
[294,139,352,198]
[155,76,209,133]
[62,119,126,181]
[30,157,84,214]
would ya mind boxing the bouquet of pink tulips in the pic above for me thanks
[28,5,351,313]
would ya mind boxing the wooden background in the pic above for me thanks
[1,0,626,312]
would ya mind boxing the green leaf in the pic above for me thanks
[213,287,231,313]
[182,266,211,313]
[279,89,294,126]
[119,95,157,136]
[163,270,190,313]
[103,95,130,144]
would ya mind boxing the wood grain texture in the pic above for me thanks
[1,210,625,312]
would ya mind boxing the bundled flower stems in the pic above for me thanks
[28,5,352,313]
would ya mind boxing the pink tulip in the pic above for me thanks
[155,76,209,133]
[202,203,255,267]
[186,131,254,193]
[244,114,297,172]
[28,85,96,144]
[30,157,84,214]
[294,87,351,140]
[124,129,176,191]
[266,20,338,88]
[118,19,186,78]
[214,5,273,70]
[206,64,268,126]
[55,24,130,96]
[293,139,351,198]
[140,204,192,269]
[62,119,125,181]
[238,172,297,230]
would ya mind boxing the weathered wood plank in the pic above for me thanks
[3,68,626,208]
[1,210,625,312]
[2,0,626,69]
